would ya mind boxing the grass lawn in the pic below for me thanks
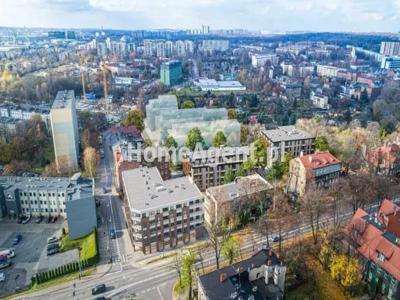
[287,255,355,300]
[60,230,97,260]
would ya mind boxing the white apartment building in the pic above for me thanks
[50,90,80,171]
[251,54,279,68]
[316,65,341,78]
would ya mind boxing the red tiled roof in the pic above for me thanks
[299,151,340,170]
[348,201,400,281]
[378,199,400,237]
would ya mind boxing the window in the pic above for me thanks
[176,204,182,209]
[195,199,200,204]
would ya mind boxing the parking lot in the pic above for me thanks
[0,219,78,298]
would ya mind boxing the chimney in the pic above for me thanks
[219,273,227,283]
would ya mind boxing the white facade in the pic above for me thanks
[251,54,279,67]
[50,90,80,171]
[316,65,340,78]
[310,91,329,109]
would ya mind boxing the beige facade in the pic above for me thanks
[50,90,79,171]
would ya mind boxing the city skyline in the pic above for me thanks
[1,0,400,33]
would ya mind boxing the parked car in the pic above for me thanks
[17,218,23,224]
[47,237,58,244]
[109,229,116,239]
[47,248,59,256]
[22,215,31,224]
[47,243,59,251]
[0,255,11,270]
[94,297,107,300]
[0,249,15,259]
[46,216,51,224]
[0,272,5,282]
[35,216,43,224]
[92,284,106,295]
[12,234,22,245]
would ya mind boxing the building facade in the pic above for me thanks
[50,90,80,171]
[198,248,286,300]
[380,42,400,57]
[121,167,203,254]
[348,200,400,300]
[0,173,96,239]
[367,144,400,176]
[287,151,341,197]
[183,146,250,191]
[204,174,273,226]
[261,126,315,168]
[160,60,183,86]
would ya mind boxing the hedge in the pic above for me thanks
[32,230,99,285]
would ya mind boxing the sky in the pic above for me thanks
[1,0,400,32]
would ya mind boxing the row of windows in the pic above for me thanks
[22,207,65,213]
[19,191,65,198]
[20,200,65,206]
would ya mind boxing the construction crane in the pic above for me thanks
[100,61,109,100]
[79,52,87,101]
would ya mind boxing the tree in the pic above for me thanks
[83,147,98,178]
[165,135,178,149]
[212,131,227,147]
[315,136,329,151]
[240,125,249,145]
[227,108,237,120]
[207,219,231,270]
[2,160,31,176]
[185,127,205,151]
[181,251,196,300]
[330,254,361,291]
[251,138,268,168]
[121,109,144,132]
[267,161,284,181]
[223,168,236,184]
[282,152,294,175]
[182,100,195,109]
[301,185,326,244]
[221,237,239,264]
[171,252,183,289]
[144,139,152,147]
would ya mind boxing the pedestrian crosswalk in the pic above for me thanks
[111,254,128,264]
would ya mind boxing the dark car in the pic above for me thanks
[21,215,31,224]
[47,243,59,251]
[12,234,22,245]
[35,216,43,224]
[109,229,116,239]
[17,218,23,224]
[94,297,108,300]
[92,284,106,295]
[47,248,59,256]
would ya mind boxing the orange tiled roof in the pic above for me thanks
[299,151,340,170]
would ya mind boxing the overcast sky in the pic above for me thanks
[2,0,400,32]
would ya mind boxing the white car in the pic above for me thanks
[0,272,5,282]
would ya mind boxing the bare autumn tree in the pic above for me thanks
[83,147,99,178]
[206,218,231,270]
[343,173,378,213]
[170,251,183,289]
[2,160,31,176]
[268,191,296,254]
[328,178,349,233]
[301,184,327,245]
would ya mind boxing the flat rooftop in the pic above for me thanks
[51,90,75,110]
[207,174,273,202]
[263,125,314,143]
[0,173,93,202]
[122,166,202,212]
